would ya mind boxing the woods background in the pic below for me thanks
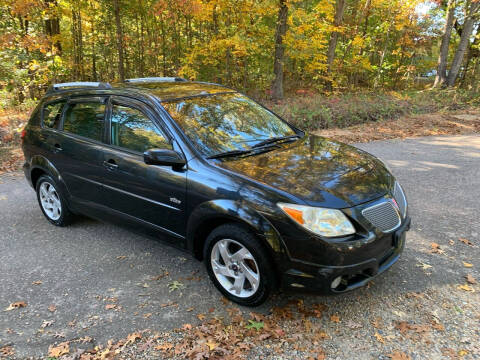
[1,0,480,106]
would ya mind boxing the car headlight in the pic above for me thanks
[277,203,356,237]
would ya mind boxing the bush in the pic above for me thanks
[264,89,480,131]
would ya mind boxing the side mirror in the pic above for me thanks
[144,149,186,169]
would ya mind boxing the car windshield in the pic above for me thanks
[162,93,297,157]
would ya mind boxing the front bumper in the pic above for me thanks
[280,216,410,294]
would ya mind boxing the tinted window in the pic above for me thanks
[110,104,170,153]
[162,93,295,157]
[43,101,65,129]
[63,102,106,141]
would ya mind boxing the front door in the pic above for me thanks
[99,96,187,239]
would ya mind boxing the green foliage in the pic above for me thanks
[268,89,480,131]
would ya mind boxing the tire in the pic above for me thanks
[204,223,274,306]
[36,174,73,227]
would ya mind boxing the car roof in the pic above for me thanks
[44,81,236,103]
[117,81,235,102]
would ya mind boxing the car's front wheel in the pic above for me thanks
[36,174,73,227]
[204,223,274,306]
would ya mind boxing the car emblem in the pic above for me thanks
[170,197,182,205]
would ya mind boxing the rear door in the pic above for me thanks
[55,96,109,206]
[98,96,187,239]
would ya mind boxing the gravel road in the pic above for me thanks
[0,135,479,359]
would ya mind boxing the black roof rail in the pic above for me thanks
[46,82,112,94]
[125,77,188,83]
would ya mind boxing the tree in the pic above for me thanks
[434,0,456,87]
[271,0,288,101]
[446,0,480,86]
[113,0,125,81]
[325,0,346,90]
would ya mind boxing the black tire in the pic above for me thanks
[204,223,275,306]
[36,174,73,227]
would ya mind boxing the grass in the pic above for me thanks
[265,89,480,131]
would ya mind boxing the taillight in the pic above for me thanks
[21,128,27,140]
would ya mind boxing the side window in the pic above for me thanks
[43,101,65,129]
[63,102,106,142]
[110,104,170,153]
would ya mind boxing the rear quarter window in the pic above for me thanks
[63,102,106,142]
[42,101,66,129]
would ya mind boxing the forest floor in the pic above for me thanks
[1,135,479,360]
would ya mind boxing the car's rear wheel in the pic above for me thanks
[36,174,73,226]
[204,223,274,306]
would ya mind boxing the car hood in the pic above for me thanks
[214,135,392,208]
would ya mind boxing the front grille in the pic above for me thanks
[362,201,401,232]
[393,182,407,218]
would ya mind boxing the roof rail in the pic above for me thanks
[46,82,112,94]
[125,77,188,83]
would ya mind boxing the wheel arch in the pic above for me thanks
[29,155,71,202]
[186,199,288,266]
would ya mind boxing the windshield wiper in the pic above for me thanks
[207,149,253,159]
[252,134,301,149]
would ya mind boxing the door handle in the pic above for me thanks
[103,159,118,170]
[53,143,63,152]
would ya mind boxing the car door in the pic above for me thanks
[99,96,187,239]
[55,96,109,206]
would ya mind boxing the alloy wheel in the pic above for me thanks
[210,239,260,298]
[39,182,62,221]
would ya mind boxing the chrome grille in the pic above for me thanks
[393,182,407,218]
[362,201,401,232]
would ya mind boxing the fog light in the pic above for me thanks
[331,276,342,289]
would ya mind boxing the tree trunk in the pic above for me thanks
[44,0,62,53]
[271,0,288,101]
[446,1,480,87]
[434,0,456,88]
[460,23,480,85]
[325,0,346,90]
[113,0,125,81]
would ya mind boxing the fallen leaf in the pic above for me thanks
[245,319,264,331]
[457,284,475,292]
[0,346,14,356]
[316,349,326,360]
[431,320,445,331]
[197,313,206,320]
[430,242,445,254]
[330,314,340,323]
[5,301,27,311]
[126,332,142,345]
[168,280,184,292]
[32,280,42,285]
[206,341,218,351]
[182,323,192,330]
[462,262,473,268]
[416,262,432,270]
[458,349,469,356]
[48,304,56,312]
[116,255,127,260]
[143,313,152,319]
[465,274,476,284]
[105,304,117,310]
[372,317,384,329]
[459,238,473,246]
[388,350,411,360]
[186,307,194,312]
[155,342,173,351]
[374,332,385,343]
[48,342,70,357]
[41,320,54,328]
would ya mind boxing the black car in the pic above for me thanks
[21,78,410,306]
